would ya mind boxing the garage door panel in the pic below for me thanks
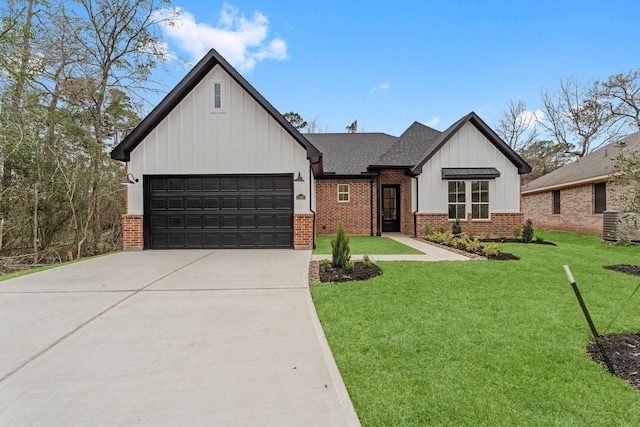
[146,174,293,249]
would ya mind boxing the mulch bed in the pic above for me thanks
[486,252,520,261]
[310,261,382,283]
[604,264,640,276]
[587,333,640,392]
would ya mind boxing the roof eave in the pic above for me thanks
[521,174,610,194]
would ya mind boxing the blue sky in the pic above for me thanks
[152,0,639,136]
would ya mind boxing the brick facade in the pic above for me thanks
[416,212,524,238]
[316,178,377,236]
[521,181,627,236]
[294,213,314,249]
[122,214,144,250]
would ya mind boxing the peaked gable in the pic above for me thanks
[110,49,322,174]
[410,112,531,175]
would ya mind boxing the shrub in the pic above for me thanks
[512,226,522,240]
[453,237,467,250]
[452,219,462,237]
[468,230,475,240]
[483,243,500,257]
[345,260,355,272]
[484,231,492,240]
[435,225,447,234]
[321,259,332,272]
[535,235,545,243]
[363,255,372,268]
[522,219,534,243]
[466,238,483,254]
[331,223,351,268]
[424,222,432,237]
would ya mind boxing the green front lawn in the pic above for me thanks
[313,236,423,255]
[311,231,640,426]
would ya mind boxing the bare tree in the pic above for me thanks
[495,99,540,152]
[600,69,640,131]
[540,77,618,158]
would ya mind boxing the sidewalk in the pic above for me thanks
[311,233,469,262]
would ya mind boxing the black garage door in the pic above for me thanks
[144,174,293,249]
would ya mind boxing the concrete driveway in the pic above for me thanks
[0,250,360,426]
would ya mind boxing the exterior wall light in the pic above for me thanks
[121,173,139,184]
[293,172,304,182]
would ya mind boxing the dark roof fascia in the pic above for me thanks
[366,165,412,171]
[317,172,377,180]
[441,167,501,180]
[110,49,322,173]
[410,112,532,175]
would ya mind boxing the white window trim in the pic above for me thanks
[337,184,350,202]
[471,180,490,220]
[210,80,226,113]
[447,180,492,221]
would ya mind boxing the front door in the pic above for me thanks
[382,185,400,232]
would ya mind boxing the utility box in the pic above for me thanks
[603,210,640,242]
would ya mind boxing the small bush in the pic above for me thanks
[468,230,475,240]
[435,226,447,234]
[321,259,332,272]
[497,233,506,242]
[512,226,522,240]
[362,255,372,268]
[483,243,500,257]
[484,231,492,240]
[453,237,467,250]
[522,219,534,243]
[535,235,545,243]
[466,238,483,254]
[424,222,432,237]
[331,224,351,268]
[452,219,462,237]
[345,260,355,272]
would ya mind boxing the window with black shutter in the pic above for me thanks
[594,182,606,214]
[553,190,561,215]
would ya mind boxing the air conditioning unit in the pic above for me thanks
[603,210,640,242]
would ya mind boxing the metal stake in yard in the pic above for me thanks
[563,265,615,375]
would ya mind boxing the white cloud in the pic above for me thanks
[154,4,287,73]
[517,109,544,128]
[370,82,390,93]
[425,117,440,127]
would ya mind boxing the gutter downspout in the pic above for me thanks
[309,166,316,249]
[376,170,382,236]
[413,176,418,237]
[370,178,374,236]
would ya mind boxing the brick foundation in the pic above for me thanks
[122,214,144,250]
[416,212,525,238]
[294,213,314,249]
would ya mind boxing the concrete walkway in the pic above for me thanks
[0,250,360,427]
[311,233,469,262]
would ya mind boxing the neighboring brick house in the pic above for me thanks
[110,48,531,250]
[521,133,640,236]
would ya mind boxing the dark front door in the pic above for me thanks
[382,185,400,232]
[144,174,293,249]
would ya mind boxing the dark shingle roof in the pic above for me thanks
[521,132,640,193]
[374,122,442,167]
[305,133,397,175]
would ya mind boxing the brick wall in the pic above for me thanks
[522,181,628,236]
[316,178,377,236]
[294,213,314,249]
[122,214,143,250]
[380,170,415,235]
[416,212,524,238]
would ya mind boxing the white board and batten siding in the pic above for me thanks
[418,122,520,213]
[127,65,311,214]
